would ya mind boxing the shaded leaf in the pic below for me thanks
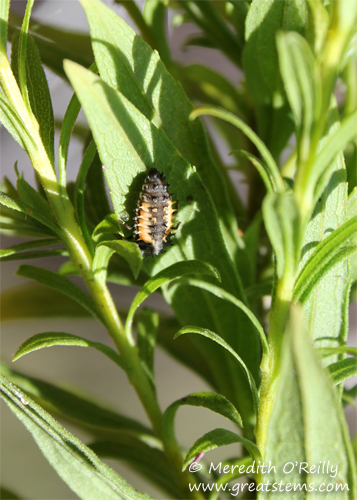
[182,428,262,472]
[294,216,357,303]
[137,309,159,386]
[174,326,259,415]
[96,240,143,280]
[15,265,101,323]
[13,332,126,371]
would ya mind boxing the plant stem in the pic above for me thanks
[255,272,295,468]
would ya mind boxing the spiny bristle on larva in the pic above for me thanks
[133,169,177,257]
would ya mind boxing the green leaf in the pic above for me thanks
[137,309,159,386]
[1,364,152,436]
[297,104,352,351]
[277,31,321,165]
[15,265,102,323]
[93,214,125,240]
[0,0,10,55]
[8,12,93,80]
[262,192,300,279]
[84,151,111,227]
[0,248,68,262]
[142,0,171,67]
[17,175,56,223]
[96,241,143,280]
[15,0,34,115]
[74,139,97,254]
[162,393,243,458]
[173,278,269,360]
[0,377,153,500]
[306,0,329,55]
[156,317,217,389]
[318,346,357,358]
[348,187,357,220]
[294,216,357,302]
[180,1,242,66]
[11,31,55,166]
[0,92,36,154]
[1,284,91,321]
[13,332,126,371]
[311,110,357,189]
[182,428,262,472]
[174,326,259,415]
[261,305,356,499]
[190,105,284,193]
[64,56,260,440]
[125,261,220,339]
[89,438,184,498]
[329,358,357,385]
[0,237,60,258]
[76,0,243,266]
[242,0,308,157]
[0,191,61,236]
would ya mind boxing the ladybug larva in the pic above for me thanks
[133,168,177,257]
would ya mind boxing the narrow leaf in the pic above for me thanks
[1,364,152,435]
[174,278,269,359]
[13,332,126,371]
[137,309,159,385]
[0,237,60,258]
[0,92,36,154]
[0,191,61,236]
[190,105,284,193]
[329,358,357,385]
[125,261,220,339]
[0,377,153,500]
[263,192,300,279]
[162,393,243,459]
[15,265,102,323]
[182,428,262,472]
[17,175,56,223]
[93,214,125,239]
[0,0,10,55]
[294,217,357,302]
[175,326,259,414]
[11,32,55,166]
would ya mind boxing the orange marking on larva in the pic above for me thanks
[134,168,177,257]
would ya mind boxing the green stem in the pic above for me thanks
[255,272,295,468]
[1,49,203,499]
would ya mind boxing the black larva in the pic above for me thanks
[133,168,177,257]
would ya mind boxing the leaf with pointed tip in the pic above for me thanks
[182,428,262,472]
[93,214,125,239]
[13,332,126,371]
[0,191,61,236]
[162,393,243,462]
[173,278,268,359]
[125,261,220,337]
[174,326,259,415]
[11,32,55,166]
[0,238,60,258]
